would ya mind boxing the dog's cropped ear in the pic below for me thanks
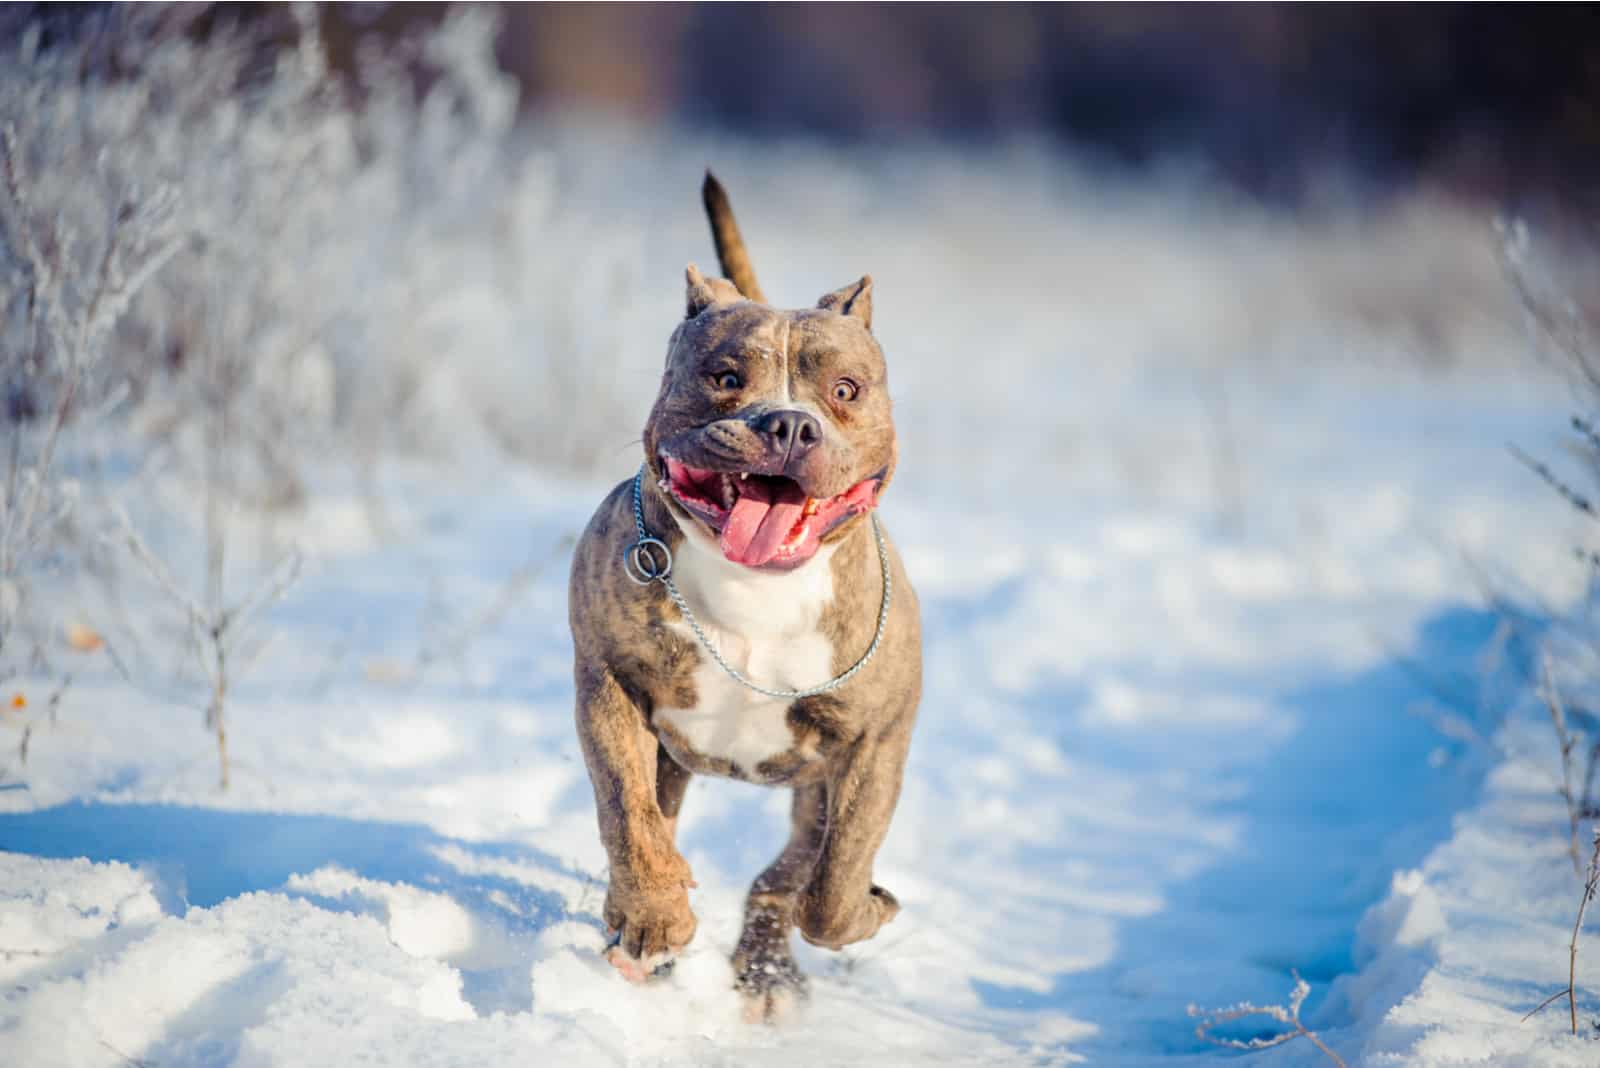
[685,263,744,319]
[815,275,873,331]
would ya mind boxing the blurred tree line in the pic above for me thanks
[14,3,1600,210]
[503,2,1600,210]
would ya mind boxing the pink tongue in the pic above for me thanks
[719,478,809,566]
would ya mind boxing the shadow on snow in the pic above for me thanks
[0,803,604,1016]
[976,605,1534,1061]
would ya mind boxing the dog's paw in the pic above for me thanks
[737,955,808,1024]
[603,932,678,984]
[797,883,899,950]
[734,917,808,1025]
[602,879,697,981]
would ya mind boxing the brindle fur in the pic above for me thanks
[702,172,767,304]
[568,175,922,1021]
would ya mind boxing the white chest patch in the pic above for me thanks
[655,524,836,775]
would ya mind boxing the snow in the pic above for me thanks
[6,341,1598,1064]
[1345,719,1600,1066]
[5,20,1600,1059]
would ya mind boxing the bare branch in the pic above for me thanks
[1572,415,1600,458]
[1509,443,1596,519]
[115,501,301,790]
[1542,653,1587,875]
[1525,826,1600,1035]
[413,533,572,677]
[1189,970,1347,1067]
[1498,223,1600,393]
[218,548,303,640]
[113,508,206,631]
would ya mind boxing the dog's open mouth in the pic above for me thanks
[661,456,880,568]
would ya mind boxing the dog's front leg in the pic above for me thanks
[575,666,697,978]
[656,739,692,842]
[796,722,910,951]
[734,782,827,1020]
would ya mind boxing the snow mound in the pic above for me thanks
[0,856,478,1068]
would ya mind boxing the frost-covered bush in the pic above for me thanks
[1500,219,1600,724]
[0,4,519,675]
[0,12,188,667]
[0,6,550,785]
[1497,219,1600,1033]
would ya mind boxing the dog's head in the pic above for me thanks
[643,265,896,571]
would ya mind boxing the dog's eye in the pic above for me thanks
[714,371,742,390]
[832,378,860,403]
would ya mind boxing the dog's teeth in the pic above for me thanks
[802,498,818,517]
[739,472,747,481]
[719,473,736,509]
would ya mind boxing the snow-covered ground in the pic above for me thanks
[4,337,1597,1066]
[4,27,1600,1058]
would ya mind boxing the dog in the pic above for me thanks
[568,173,922,1022]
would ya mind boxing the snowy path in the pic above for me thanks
[1,359,1595,1066]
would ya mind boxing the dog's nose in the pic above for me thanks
[756,409,822,461]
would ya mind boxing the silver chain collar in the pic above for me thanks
[623,465,892,700]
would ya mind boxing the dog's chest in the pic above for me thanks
[654,541,836,777]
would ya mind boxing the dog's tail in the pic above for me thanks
[702,170,767,304]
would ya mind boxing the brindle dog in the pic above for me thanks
[568,174,921,1022]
